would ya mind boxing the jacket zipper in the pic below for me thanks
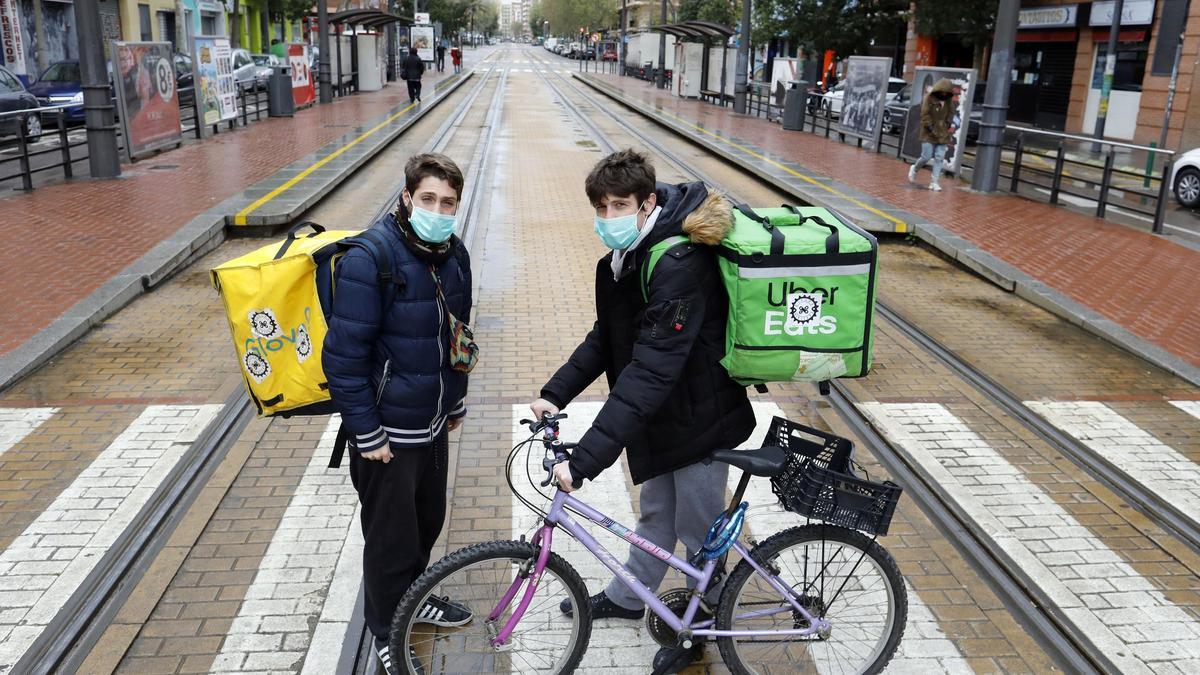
[375,359,391,405]
[431,272,445,440]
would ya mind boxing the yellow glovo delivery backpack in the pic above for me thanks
[211,222,404,418]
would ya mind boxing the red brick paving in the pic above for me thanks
[592,74,1200,368]
[0,66,464,357]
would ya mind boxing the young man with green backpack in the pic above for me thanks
[529,149,756,672]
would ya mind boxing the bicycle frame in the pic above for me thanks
[487,488,832,648]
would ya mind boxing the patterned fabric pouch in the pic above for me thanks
[430,268,478,374]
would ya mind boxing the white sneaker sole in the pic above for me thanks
[414,614,473,627]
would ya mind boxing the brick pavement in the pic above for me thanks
[0,62,470,359]
[585,73,1200,369]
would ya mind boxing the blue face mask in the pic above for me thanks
[594,201,645,250]
[409,204,457,244]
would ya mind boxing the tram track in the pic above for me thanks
[527,53,1117,674]
[4,58,509,675]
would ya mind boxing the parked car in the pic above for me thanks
[602,47,618,62]
[232,48,268,92]
[28,60,85,125]
[583,47,596,60]
[0,65,43,141]
[820,77,905,118]
[1171,147,1200,209]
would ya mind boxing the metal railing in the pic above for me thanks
[782,92,1175,233]
[0,81,279,191]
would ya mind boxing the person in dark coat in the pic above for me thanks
[530,149,755,673]
[436,40,446,72]
[908,77,958,191]
[324,153,474,675]
[401,47,425,103]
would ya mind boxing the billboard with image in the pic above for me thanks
[112,41,183,161]
[288,43,315,108]
[837,56,892,147]
[411,25,434,62]
[194,36,238,127]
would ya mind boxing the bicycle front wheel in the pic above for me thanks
[717,524,907,675]
[391,540,592,674]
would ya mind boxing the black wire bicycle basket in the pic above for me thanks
[766,417,902,536]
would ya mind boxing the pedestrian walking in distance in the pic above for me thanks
[436,40,447,73]
[324,153,475,675]
[451,46,463,74]
[402,47,425,103]
[908,78,958,192]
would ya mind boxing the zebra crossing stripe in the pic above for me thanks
[0,404,222,674]
[1027,400,1200,532]
[860,402,1200,674]
[733,403,973,673]
[1169,400,1200,421]
[213,416,359,673]
[510,403,661,668]
[0,408,56,459]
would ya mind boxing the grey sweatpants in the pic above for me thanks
[606,459,730,609]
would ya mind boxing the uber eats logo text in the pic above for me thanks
[764,282,838,336]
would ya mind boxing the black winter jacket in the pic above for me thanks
[541,182,755,485]
[401,54,425,81]
[323,213,471,453]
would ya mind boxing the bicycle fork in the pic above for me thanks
[486,525,555,649]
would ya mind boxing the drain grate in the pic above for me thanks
[148,164,179,171]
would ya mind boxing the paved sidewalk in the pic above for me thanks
[583,73,1200,373]
[0,58,481,364]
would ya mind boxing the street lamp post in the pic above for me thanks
[733,0,751,113]
[72,0,120,177]
[620,0,626,76]
[655,0,666,88]
[318,0,332,103]
[970,0,1020,192]
[1093,0,1126,148]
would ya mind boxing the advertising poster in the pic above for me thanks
[901,66,977,176]
[837,56,892,146]
[113,41,183,161]
[288,43,315,108]
[0,0,26,78]
[194,36,238,127]
[411,25,434,63]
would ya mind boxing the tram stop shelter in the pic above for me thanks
[646,21,736,106]
[325,9,412,94]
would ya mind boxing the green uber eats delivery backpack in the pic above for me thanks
[642,203,878,387]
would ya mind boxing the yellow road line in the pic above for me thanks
[233,77,462,226]
[606,86,909,232]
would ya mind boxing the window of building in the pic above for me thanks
[1090,42,1148,92]
[138,4,152,41]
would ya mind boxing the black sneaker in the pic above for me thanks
[559,591,644,619]
[414,595,473,626]
[651,643,703,674]
[374,637,400,675]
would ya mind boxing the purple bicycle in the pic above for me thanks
[392,412,906,674]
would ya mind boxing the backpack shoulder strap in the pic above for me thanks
[344,229,405,308]
[640,235,692,303]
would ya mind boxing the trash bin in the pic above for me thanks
[268,65,295,118]
[782,80,809,131]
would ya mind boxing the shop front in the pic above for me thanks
[1011,4,1080,131]
[1080,0,1153,140]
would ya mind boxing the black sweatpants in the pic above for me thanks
[407,80,422,102]
[350,431,449,640]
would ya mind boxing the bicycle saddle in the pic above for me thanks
[710,446,790,477]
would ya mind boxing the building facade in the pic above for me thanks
[904,0,1200,150]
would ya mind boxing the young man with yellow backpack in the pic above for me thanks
[323,153,476,675]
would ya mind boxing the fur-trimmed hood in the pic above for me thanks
[649,181,731,247]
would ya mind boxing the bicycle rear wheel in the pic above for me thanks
[717,524,907,675]
[391,540,592,674]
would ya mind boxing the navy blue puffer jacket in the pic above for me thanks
[323,213,471,453]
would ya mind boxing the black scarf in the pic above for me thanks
[392,203,455,265]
